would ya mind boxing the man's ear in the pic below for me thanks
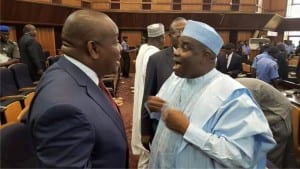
[87,41,100,59]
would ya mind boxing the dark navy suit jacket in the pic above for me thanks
[216,52,242,78]
[141,47,174,139]
[27,57,128,168]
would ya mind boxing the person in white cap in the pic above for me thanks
[141,17,187,151]
[131,23,165,169]
[146,20,276,168]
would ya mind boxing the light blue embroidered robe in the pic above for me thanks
[148,69,276,169]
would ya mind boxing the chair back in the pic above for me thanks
[9,63,34,89]
[0,67,19,97]
[46,55,61,69]
[0,122,37,168]
[17,106,29,122]
[242,63,251,73]
[4,100,23,123]
[103,63,121,97]
[292,105,300,159]
[24,92,35,107]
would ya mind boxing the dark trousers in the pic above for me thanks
[122,53,130,77]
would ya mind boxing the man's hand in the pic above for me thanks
[147,96,189,135]
[162,108,189,135]
[147,96,166,112]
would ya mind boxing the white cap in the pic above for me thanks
[182,20,224,55]
[147,23,165,38]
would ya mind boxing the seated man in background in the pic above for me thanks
[237,78,297,168]
[0,25,20,67]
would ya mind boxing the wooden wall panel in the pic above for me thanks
[32,0,51,3]
[153,0,172,3]
[270,0,287,16]
[91,2,110,10]
[19,0,51,3]
[218,31,230,44]
[120,0,141,10]
[181,5,202,11]
[237,31,253,41]
[120,4,141,10]
[239,0,256,12]
[151,0,172,10]
[263,0,287,16]
[211,0,230,11]
[8,26,17,42]
[182,0,202,3]
[61,0,82,7]
[121,31,142,47]
[151,4,172,10]
[36,27,56,56]
[263,0,271,11]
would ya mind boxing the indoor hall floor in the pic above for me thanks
[117,73,138,168]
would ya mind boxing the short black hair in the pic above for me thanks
[268,46,279,57]
[224,43,235,50]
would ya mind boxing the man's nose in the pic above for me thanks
[174,48,181,56]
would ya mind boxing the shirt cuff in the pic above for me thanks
[183,123,210,148]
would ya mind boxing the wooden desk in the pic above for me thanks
[281,91,300,107]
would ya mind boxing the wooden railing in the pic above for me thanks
[17,0,268,13]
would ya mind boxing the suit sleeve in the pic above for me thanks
[33,104,94,168]
[141,56,157,139]
[27,39,42,70]
[230,55,242,78]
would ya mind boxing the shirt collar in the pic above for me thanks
[186,68,218,85]
[64,54,99,85]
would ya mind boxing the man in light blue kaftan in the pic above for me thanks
[146,20,276,169]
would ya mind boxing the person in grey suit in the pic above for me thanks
[18,24,44,81]
[237,78,297,168]
[27,10,128,168]
[141,17,187,150]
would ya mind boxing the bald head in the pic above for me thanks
[61,10,120,77]
[23,24,37,37]
[61,10,117,53]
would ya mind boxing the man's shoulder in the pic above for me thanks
[150,47,172,58]
[7,40,18,46]
[233,53,242,59]
[19,34,34,42]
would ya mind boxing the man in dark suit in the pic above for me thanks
[141,17,187,151]
[27,10,128,168]
[216,43,242,78]
[18,24,44,81]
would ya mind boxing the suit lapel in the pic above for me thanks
[165,47,174,68]
[57,57,127,139]
[86,86,127,139]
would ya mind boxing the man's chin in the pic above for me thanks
[174,71,184,78]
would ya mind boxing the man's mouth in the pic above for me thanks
[173,58,182,70]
